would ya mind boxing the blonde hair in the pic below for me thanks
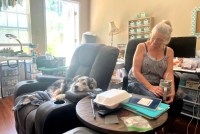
[151,20,172,44]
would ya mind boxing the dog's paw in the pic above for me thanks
[55,94,66,100]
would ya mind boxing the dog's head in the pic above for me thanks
[70,76,97,92]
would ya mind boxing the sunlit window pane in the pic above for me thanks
[18,14,28,28]
[0,28,10,43]
[0,12,7,26]
[16,4,27,13]
[6,6,17,12]
[0,0,30,44]
[19,29,29,43]
[7,13,18,27]
[0,28,18,43]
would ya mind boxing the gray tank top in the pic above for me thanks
[129,43,168,85]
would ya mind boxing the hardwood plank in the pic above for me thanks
[0,96,17,134]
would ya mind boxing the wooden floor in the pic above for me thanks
[0,96,17,134]
[0,96,199,134]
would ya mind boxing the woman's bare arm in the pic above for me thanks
[164,47,175,103]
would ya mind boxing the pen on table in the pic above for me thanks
[90,99,96,119]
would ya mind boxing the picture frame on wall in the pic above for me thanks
[192,6,200,38]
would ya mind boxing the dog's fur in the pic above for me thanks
[47,76,97,100]
[46,78,72,100]
[13,76,97,111]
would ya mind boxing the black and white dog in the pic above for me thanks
[69,75,97,92]
[47,75,97,100]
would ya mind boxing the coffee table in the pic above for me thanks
[76,96,168,134]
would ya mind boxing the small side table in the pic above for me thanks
[76,96,168,134]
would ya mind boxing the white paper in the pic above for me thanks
[137,98,153,106]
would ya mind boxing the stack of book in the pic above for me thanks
[122,94,170,119]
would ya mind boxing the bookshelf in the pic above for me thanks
[128,17,153,40]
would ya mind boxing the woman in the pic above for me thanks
[128,20,183,133]
[128,20,175,104]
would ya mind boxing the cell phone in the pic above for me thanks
[98,107,121,116]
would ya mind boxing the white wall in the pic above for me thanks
[90,0,200,50]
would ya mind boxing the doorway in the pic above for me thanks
[45,0,79,65]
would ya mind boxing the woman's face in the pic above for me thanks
[149,31,168,48]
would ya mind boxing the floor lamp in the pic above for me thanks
[109,21,120,46]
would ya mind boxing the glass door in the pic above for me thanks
[45,0,79,65]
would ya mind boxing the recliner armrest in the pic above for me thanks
[36,75,64,83]
[35,100,81,134]
[65,90,89,103]
[14,79,55,99]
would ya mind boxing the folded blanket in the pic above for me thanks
[13,91,51,111]
[13,78,68,111]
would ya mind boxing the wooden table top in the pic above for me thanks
[76,96,168,134]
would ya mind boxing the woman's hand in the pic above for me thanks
[164,92,175,104]
[150,86,164,97]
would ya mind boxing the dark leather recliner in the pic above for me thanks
[13,43,119,134]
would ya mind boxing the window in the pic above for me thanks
[45,0,79,65]
[0,0,31,46]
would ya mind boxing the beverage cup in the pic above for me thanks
[159,79,172,101]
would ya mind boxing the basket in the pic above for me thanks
[185,80,199,89]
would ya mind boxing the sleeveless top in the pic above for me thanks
[128,43,168,85]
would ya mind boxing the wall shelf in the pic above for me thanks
[128,17,153,40]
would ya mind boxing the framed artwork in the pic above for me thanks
[192,7,200,38]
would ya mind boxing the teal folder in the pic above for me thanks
[122,102,170,119]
